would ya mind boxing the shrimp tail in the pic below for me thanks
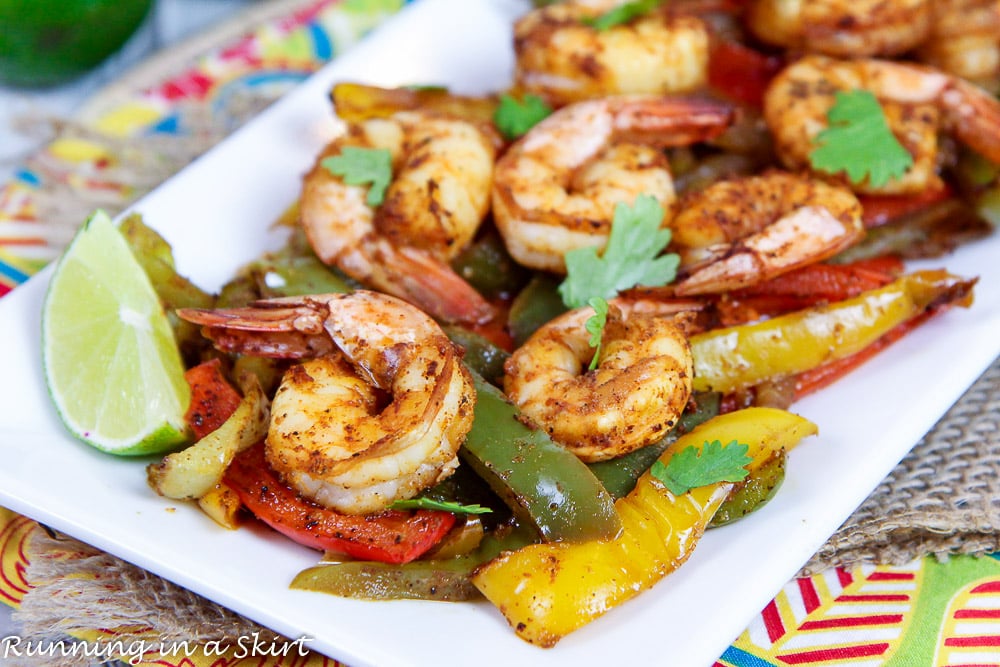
[367,240,497,325]
[177,301,336,358]
[942,78,1000,165]
[613,96,737,147]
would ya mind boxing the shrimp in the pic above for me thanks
[669,171,864,295]
[177,291,475,515]
[504,299,695,463]
[763,54,1000,195]
[917,0,1000,85]
[301,110,496,324]
[492,94,735,273]
[745,0,932,58]
[513,0,710,106]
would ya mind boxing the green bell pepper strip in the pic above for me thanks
[689,270,976,394]
[460,371,622,543]
[289,522,535,601]
[507,274,568,349]
[443,325,510,387]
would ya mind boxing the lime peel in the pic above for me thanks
[42,210,192,456]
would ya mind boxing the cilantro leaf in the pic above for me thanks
[558,194,679,309]
[809,89,913,188]
[650,439,752,496]
[583,0,663,30]
[585,296,609,371]
[493,94,553,140]
[321,146,393,207]
[389,498,493,515]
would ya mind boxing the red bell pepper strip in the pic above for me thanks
[184,358,242,439]
[732,258,904,302]
[708,40,783,108]
[223,442,456,564]
[859,184,952,228]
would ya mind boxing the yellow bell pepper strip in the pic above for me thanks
[470,407,818,648]
[461,371,621,543]
[689,270,976,394]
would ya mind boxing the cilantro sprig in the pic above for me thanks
[650,439,752,496]
[585,296,609,371]
[808,89,913,188]
[559,194,678,308]
[583,0,663,31]
[321,146,393,207]
[389,498,493,515]
[559,194,678,371]
[493,93,553,141]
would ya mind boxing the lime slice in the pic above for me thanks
[42,210,191,455]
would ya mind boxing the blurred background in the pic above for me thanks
[0,0,260,183]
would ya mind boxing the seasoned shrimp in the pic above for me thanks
[301,111,496,324]
[917,0,1000,85]
[513,0,710,106]
[669,171,864,295]
[492,94,734,273]
[746,0,932,58]
[504,299,695,463]
[178,291,475,515]
[764,54,1000,195]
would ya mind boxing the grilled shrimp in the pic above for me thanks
[764,55,1000,195]
[504,299,695,463]
[746,0,932,58]
[178,291,475,515]
[917,0,1000,85]
[492,94,734,273]
[301,111,496,324]
[513,0,710,106]
[669,171,864,295]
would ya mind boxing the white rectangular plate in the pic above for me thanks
[1,1,998,665]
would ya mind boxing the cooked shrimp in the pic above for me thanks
[917,0,1000,85]
[746,0,932,58]
[301,110,496,324]
[178,291,475,515]
[764,54,1000,195]
[513,0,710,106]
[669,171,864,295]
[504,299,695,463]
[492,95,734,273]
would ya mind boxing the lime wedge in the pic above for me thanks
[42,210,191,455]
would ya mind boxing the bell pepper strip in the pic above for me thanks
[460,371,621,543]
[183,358,242,439]
[792,308,939,400]
[443,325,511,386]
[834,199,993,264]
[859,184,952,228]
[148,372,270,500]
[471,407,818,647]
[222,442,456,564]
[707,40,783,108]
[506,274,568,349]
[689,270,977,394]
[731,259,903,302]
[290,521,535,602]
[710,448,786,527]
